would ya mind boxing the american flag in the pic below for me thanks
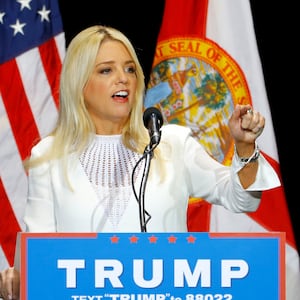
[0,0,65,269]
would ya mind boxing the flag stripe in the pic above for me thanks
[0,178,21,266]
[0,60,40,160]
[17,48,59,139]
[158,0,208,41]
[250,152,296,248]
[187,201,211,231]
[39,38,62,108]
[206,0,279,160]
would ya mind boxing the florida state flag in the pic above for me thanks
[145,1,300,299]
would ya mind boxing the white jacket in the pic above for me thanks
[24,124,280,233]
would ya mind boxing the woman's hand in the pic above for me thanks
[0,267,20,300]
[229,104,264,142]
[229,104,264,157]
[228,104,265,188]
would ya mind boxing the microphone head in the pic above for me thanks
[143,107,163,129]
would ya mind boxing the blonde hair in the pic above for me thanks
[27,25,153,170]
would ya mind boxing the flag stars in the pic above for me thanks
[0,11,5,24]
[17,0,32,11]
[10,19,26,36]
[38,5,51,22]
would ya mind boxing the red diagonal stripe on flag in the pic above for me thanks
[250,152,296,248]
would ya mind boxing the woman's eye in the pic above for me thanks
[126,66,136,73]
[99,68,111,74]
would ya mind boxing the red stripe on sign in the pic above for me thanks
[0,60,40,161]
[39,38,62,109]
[0,178,22,266]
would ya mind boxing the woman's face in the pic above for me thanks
[83,39,137,134]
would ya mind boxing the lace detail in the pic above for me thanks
[79,135,142,229]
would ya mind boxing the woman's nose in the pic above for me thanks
[116,69,128,84]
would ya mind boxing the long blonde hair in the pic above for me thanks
[27,25,152,170]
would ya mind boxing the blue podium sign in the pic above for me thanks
[18,232,285,300]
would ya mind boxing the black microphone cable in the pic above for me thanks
[131,142,159,232]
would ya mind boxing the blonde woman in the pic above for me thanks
[0,25,280,300]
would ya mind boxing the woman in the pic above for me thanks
[0,25,280,300]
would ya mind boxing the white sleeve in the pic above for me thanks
[183,132,281,213]
[24,140,57,232]
[232,149,281,191]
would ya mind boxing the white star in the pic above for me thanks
[17,0,32,11]
[38,5,51,22]
[0,11,5,24]
[10,19,26,36]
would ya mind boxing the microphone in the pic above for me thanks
[143,107,163,147]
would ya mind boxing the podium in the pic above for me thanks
[16,232,285,300]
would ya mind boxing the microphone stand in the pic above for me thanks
[132,106,163,232]
[138,144,153,232]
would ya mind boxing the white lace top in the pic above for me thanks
[79,135,142,229]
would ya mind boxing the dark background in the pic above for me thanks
[58,1,299,252]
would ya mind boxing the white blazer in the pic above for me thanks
[24,125,281,233]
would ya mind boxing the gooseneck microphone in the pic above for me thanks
[143,107,163,147]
